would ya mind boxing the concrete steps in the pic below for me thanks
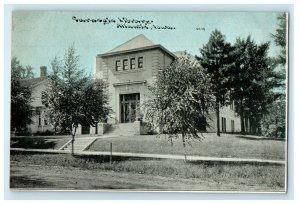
[60,137,97,152]
[104,123,136,136]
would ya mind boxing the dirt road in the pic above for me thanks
[10,161,278,191]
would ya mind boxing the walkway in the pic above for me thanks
[10,148,285,165]
[59,137,98,151]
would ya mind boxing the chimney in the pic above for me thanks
[40,66,47,78]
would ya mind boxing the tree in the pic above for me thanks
[229,36,271,134]
[11,81,33,133]
[261,13,287,138]
[43,45,111,154]
[11,57,33,133]
[25,65,35,79]
[143,53,214,160]
[261,99,286,138]
[11,57,34,79]
[271,13,287,66]
[81,79,111,126]
[197,30,234,136]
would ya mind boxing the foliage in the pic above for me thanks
[11,81,33,132]
[260,13,287,138]
[143,52,214,152]
[43,45,89,135]
[42,45,111,154]
[271,13,287,65]
[81,79,111,126]
[11,57,35,79]
[11,57,33,133]
[261,99,286,138]
[197,29,234,136]
[228,36,271,134]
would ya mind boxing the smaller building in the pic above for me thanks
[20,66,53,134]
[21,67,99,135]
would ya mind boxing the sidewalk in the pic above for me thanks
[10,148,285,165]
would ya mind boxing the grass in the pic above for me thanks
[10,152,285,191]
[11,137,70,150]
[87,133,286,160]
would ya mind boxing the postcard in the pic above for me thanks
[10,11,288,192]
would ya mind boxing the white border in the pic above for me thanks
[1,1,298,202]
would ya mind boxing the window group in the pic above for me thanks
[116,57,143,71]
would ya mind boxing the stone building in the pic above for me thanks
[96,34,241,135]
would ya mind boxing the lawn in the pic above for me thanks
[87,134,286,160]
[11,136,70,150]
[10,152,285,191]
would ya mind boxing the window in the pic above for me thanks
[130,58,136,69]
[123,59,129,70]
[231,120,235,132]
[41,91,46,105]
[38,111,41,126]
[116,60,121,71]
[221,117,226,132]
[44,119,48,126]
[230,101,234,110]
[138,57,143,68]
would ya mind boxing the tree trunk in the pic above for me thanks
[240,113,245,134]
[71,126,77,156]
[249,118,252,134]
[216,101,220,136]
[239,101,245,134]
[182,133,187,162]
[71,134,75,155]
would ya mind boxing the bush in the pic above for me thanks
[141,122,156,135]
[33,130,55,136]
[261,99,286,138]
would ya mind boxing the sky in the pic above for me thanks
[11,11,283,77]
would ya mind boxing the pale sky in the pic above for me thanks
[12,11,282,77]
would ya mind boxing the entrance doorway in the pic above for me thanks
[120,93,140,123]
[81,125,90,135]
[221,117,227,132]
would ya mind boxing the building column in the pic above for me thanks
[90,125,96,135]
[76,124,82,136]
[133,120,141,135]
[97,123,104,136]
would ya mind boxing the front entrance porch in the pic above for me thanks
[120,93,140,123]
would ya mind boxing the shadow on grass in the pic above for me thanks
[11,150,284,167]
[186,160,284,166]
[72,154,161,163]
[11,138,56,149]
[236,135,285,141]
[10,175,53,189]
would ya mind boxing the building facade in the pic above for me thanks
[96,34,176,125]
[21,67,53,134]
[96,34,241,133]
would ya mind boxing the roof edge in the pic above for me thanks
[97,44,176,59]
